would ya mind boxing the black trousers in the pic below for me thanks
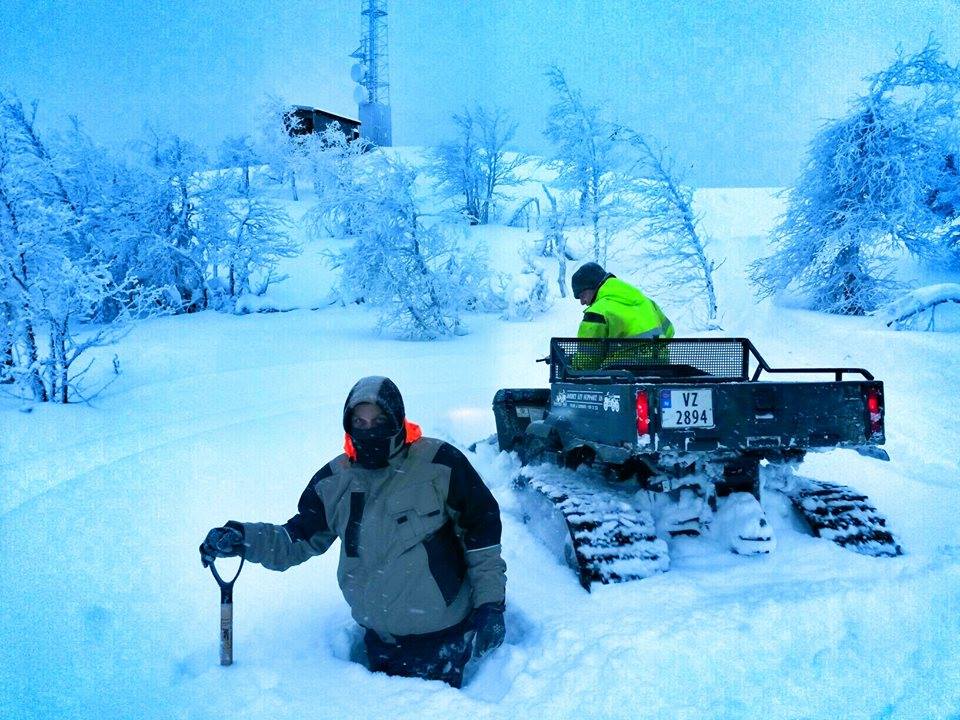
[363,618,474,688]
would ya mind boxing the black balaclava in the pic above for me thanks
[343,376,407,469]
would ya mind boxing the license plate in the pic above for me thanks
[660,389,714,428]
[515,406,545,420]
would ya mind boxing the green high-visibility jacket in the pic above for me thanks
[577,276,675,340]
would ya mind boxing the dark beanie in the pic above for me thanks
[571,262,608,297]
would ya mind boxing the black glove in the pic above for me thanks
[199,522,245,568]
[470,602,506,658]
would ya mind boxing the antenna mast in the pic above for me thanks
[351,0,392,146]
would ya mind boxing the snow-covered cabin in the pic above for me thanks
[286,106,361,141]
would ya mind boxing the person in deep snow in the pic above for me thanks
[199,376,507,688]
[571,262,675,341]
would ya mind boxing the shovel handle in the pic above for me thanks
[220,601,234,666]
[209,557,244,666]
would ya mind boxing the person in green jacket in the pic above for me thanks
[572,262,675,340]
[570,262,675,369]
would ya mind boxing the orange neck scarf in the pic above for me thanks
[344,419,423,461]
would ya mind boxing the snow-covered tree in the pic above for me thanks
[256,97,308,201]
[0,95,155,402]
[0,117,47,400]
[44,120,162,323]
[428,105,527,225]
[324,155,493,339]
[219,135,261,193]
[35,253,148,403]
[614,127,721,327]
[751,41,960,315]
[541,184,574,298]
[141,132,299,313]
[1,300,15,383]
[141,132,211,312]
[543,66,633,266]
[204,174,297,303]
[302,124,371,238]
[928,152,960,264]
[506,196,541,231]
[0,93,302,399]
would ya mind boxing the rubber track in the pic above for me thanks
[516,471,669,589]
[779,478,902,557]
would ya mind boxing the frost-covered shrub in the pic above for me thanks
[203,179,298,308]
[256,95,308,201]
[879,283,960,331]
[0,93,298,401]
[501,247,552,322]
[501,273,550,322]
[302,125,371,238]
[325,155,498,339]
[441,243,507,315]
[427,105,527,225]
[218,134,261,193]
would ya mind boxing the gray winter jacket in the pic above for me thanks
[238,436,507,638]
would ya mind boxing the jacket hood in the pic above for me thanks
[343,376,406,433]
[594,276,648,307]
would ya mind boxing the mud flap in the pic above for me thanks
[513,469,669,591]
[514,474,584,587]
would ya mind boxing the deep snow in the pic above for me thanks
[2,183,960,720]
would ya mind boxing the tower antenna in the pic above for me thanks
[351,0,392,146]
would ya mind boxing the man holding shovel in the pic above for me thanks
[200,376,507,688]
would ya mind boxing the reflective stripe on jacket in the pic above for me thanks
[238,436,506,638]
[577,276,675,340]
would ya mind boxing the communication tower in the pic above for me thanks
[351,0,392,146]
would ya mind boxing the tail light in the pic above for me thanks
[636,390,650,438]
[866,387,883,438]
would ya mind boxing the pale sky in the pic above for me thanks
[1,0,958,185]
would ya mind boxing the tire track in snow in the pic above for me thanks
[0,395,332,517]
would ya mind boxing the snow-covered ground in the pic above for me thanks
[2,184,960,720]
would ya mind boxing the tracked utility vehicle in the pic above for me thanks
[493,337,901,590]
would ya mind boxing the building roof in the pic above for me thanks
[290,105,360,125]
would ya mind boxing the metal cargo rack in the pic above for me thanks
[548,337,875,384]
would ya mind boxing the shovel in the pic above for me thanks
[209,556,244,666]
